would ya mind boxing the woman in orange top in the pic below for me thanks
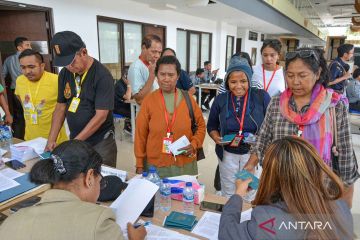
[135,56,205,178]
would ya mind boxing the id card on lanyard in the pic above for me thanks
[262,65,278,92]
[26,81,41,125]
[230,93,248,147]
[69,71,88,113]
[160,89,178,154]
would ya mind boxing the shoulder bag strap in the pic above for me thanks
[181,90,197,134]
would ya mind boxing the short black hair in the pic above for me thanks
[161,48,176,57]
[19,49,44,63]
[204,61,211,66]
[353,68,360,79]
[337,44,354,57]
[142,34,162,49]
[261,39,282,55]
[30,140,102,185]
[196,68,204,76]
[155,55,181,76]
[14,37,28,48]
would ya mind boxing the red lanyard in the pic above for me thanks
[160,89,178,136]
[262,64,278,92]
[139,56,150,67]
[231,93,248,135]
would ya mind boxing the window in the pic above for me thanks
[249,31,258,41]
[176,29,212,72]
[98,21,121,80]
[261,34,265,42]
[97,16,166,79]
[176,30,187,70]
[225,35,234,70]
[123,22,142,66]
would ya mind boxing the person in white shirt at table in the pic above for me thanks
[251,39,285,97]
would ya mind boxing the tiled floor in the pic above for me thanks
[115,114,360,234]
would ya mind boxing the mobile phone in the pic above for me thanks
[235,169,259,190]
[40,151,51,159]
[200,201,224,213]
[219,134,236,144]
[10,196,41,212]
[5,160,26,170]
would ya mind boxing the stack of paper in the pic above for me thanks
[110,178,158,230]
[11,137,47,161]
[101,165,127,182]
[144,223,199,240]
[0,172,20,192]
[191,209,253,240]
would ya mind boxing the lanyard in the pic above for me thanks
[27,79,42,108]
[160,89,178,137]
[231,92,248,136]
[73,71,88,98]
[262,64,278,92]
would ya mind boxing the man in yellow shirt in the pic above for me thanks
[15,49,67,143]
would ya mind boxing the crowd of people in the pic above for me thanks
[0,30,358,240]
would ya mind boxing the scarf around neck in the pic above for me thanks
[279,84,344,164]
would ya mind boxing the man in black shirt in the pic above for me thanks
[45,31,117,167]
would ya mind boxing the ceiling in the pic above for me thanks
[131,0,290,34]
[288,0,357,35]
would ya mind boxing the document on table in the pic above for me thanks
[110,178,158,230]
[168,135,190,155]
[144,223,199,240]
[240,208,253,223]
[0,168,24,179]
[101,165,127,182]
[191,211,221,240]
[0,173,20,192]
[14,137,47,155]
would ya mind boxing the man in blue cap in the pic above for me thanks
[45,31,117,167]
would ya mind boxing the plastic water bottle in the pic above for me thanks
[0,126,12,151]
[147,166,161,211]
[142,172,148,179]
[160,178,171,212]
[183,182,194,215]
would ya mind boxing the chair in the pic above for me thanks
[113,113,126,141]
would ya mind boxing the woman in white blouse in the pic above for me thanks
[252,39,285,97]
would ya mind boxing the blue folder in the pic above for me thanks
[0,173,40,203]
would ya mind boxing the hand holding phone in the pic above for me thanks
[218,134,236,145]
[235,169,259,190]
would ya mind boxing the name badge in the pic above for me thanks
[162,137,173,154]
[31,112,38,125]
[68,97,80,113]
[230,134,243,147]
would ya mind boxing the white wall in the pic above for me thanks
[10,0,237,76]
[237,28,264,66]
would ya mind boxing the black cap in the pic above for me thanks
[50,31,86,67]
[98,176,128,202]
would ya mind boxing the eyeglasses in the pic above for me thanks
[285,50,319,63]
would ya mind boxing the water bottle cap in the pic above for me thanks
[149,166,156,173]
[142,172,148,177]
[186,182,192,187]
[162,178,169,183]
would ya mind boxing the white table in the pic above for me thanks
[196,83,220,107]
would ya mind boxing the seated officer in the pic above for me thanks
[0,140,146,240]
[15,49,68,143]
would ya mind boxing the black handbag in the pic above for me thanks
[181,90,205,161]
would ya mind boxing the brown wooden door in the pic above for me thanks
[0,10,52,72]
[143,25,166,48]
